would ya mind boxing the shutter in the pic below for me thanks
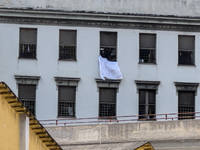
[139,90,146,104]
[179,35,195,50]
[20,28,37,44]
[60,30,76,46]
[99,88,116,103]
[178,91,195,106]
[19,84,36,100]
[140,34,156,48]
[100,32,117,47]
[59,86,76,101]
[148,90,156,104]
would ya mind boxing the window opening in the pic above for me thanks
[19,84,36,115]
[178,35,195,65]
[178,91,195,120]
[139,90,156,120]
[99,88,116,117]
[19,28,37,58]
[100,32,117,61]
[58,86,76,117]
[59,30,76,60]
[139,34,156,63]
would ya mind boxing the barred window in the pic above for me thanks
[19,28,37,59]
[58,86,76,117]
[139,90,156,120]
[139,34,156,64]
[19,84,36,115]
[100,32,117,61]
[178,35,195,65]
[178,91,195,120]
[99,88,116,117]
[59,30,76,60]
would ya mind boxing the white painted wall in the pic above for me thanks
[1,0,200,16]
[0,23,200,120]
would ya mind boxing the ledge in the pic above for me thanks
[54,77,80,82]
[135,80,160,85]
[95,78,121,83]
[14,75,40,80]
[174,82,199,87]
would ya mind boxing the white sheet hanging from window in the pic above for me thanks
[98,55,122,80]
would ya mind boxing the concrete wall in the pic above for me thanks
[46,119,200,145]
[1,0,200,16]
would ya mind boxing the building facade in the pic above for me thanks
[1,0,200,121]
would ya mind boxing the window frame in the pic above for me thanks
[135,80,160,120]
[55,77,80,118]
[178,35,195,66]
[95,78,121,118]
[139,33,156,64]
[19,28,37,59]
[58,86,76,118]
[178,91,195,120]
[18,84,36,116]
[138,89,156,120]
[99,87,117,117]
[59,29,77,61]
[100,31,117,61]
[15,75,40,116]
[174,82,199,120]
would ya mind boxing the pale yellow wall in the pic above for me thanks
[29,127,49,150]
[135,143,154,150]
[0,95,20,150]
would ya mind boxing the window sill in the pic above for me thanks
[58,59,77,62]
[138,63,157,65]
[18,58,37,60]
[178,64,196,67]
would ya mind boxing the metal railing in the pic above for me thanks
[39,112,200,126]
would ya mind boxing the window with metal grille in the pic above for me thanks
[100,32,117,61]
[58,86,76,117]
[139,34,156,64]
[178,35,195,65]
[139,90,156,120]
[178,91,195,120]
[19,28,37,58]
[59,30,76,60]
[99,88,116,117]
[18,84,36,115]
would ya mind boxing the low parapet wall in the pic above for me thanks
[46,119,200,145]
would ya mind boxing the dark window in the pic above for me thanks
[139,90,156,120]
[100,32,117,61]
[178,35,195,65]
[19,28,37,58]
[18,84,36,115]
[58,86,76,117]
[99,88,116,117]
[139,34,156,64]
[178,91,195,120]
[59,30,76,60]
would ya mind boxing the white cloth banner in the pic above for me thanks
[98,56,123,80]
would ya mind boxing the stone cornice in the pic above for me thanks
[1,8,200,31]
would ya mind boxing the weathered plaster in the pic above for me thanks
[1,0,200,16]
